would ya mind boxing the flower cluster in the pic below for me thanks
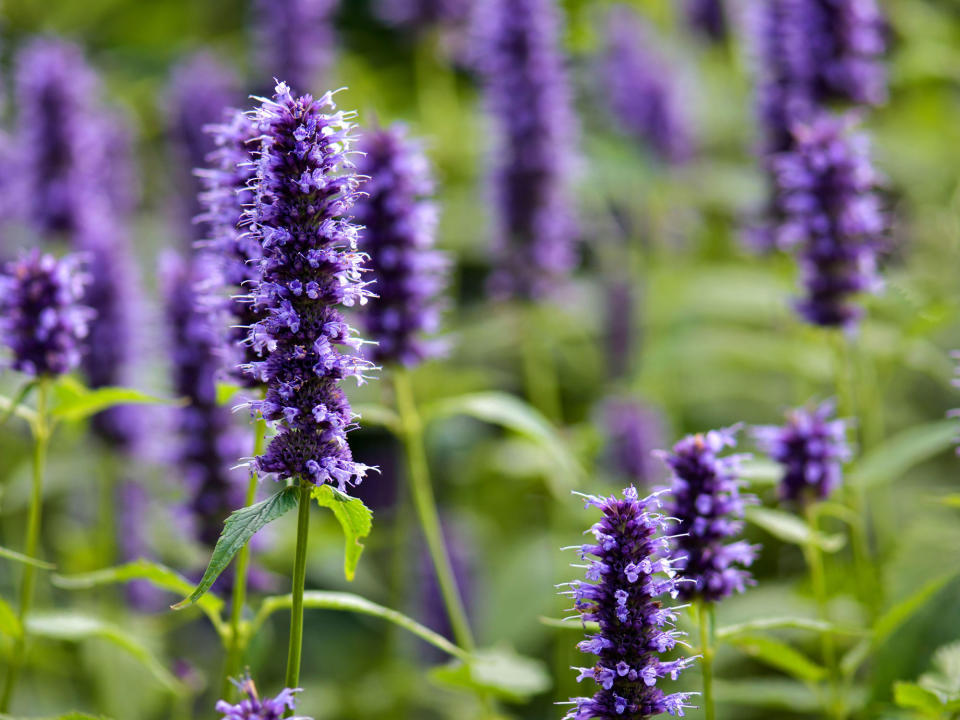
[199,107,263,386]
[602,398,665,488]
[561,487,696,719]
[0,250,93,377]
[754,400,851,504]
[217,677,309,720]
[599,6,692,164]
[473,0,578,299]
[354,124,447,367]
[770,114,884,329]
[254,0,338,93]
[660,427,759,603]
[244,82,375,491]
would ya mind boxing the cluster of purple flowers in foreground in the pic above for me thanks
[770,114,884,329]
[602,398,665,488]
[200,108,263,386]
[755,400,851,503]
[254,0,338,93]
[474,0,578,299]
[560,487,696,719]
[0,250,92,377]
[354,124,447,366]
[217,677,309,720]
[599,6,692,165]
[660,427,759,603]
[244,82,375,491]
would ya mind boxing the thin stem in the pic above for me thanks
[698,602,716,720]
[1,379,50,713]
[392,368,475,651]
[222,414,268,697]
[804,503,843,720]
[284,480,312,697]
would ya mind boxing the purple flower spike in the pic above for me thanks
[354,124,448,367]
[244,82,375,492]
[754,400,851,504]
[660,426,760,603]
[216,676,310,720]
[474,0,579,299]
[602,398,665,488]
[254,0,339,93]
[562,487,697,719]
[599,6,692,164]
[0,250,93,378]
[771,113,884,330]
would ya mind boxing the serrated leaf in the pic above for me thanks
[0,544,55,569]
[26,612,183,694]
[0,596,21,638]
[173,486,299,609]
[849,420,958,488]
[727,633,827,682]
[312,485,372,581]
[745,507,845,552]
[51,385,179,421]
[430,646,551,702]
[893,681,948,714]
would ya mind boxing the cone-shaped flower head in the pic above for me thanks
[200,108,264,386]
[354,124,447,367]
[0,250,93,377]
[602,398,665,488]
[474,0,578,299]
[562,487,697,719]
[254,0,338,93]
[216,677,310,720]
[599,6,692,165]
[771,113,884,329]
[754,400,850,504]
[660,426,759,603]
[244,82,375,491]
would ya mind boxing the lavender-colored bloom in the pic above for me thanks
[603,277,637,381]
[161,251,246,550]
[770,113,884,329]
[253,0,338,93]
[561,487,696,719]
[754,400,850,503]
[217,677,310,720]
[244,82,375,491]
[685,0,726,42]
[168,53,239,242]
[599,6,692,165]
[602,398,665,487]
[0,250,93,377]
[375,0,473,29]
[199,108,263,386]
[660,426,759,603]
[354,124,447,367]
[473,0,579,299]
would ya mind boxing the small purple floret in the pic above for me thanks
[216,677,310,720]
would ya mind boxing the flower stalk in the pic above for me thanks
[284,479,313,694]
[698,602,716,720]
[804,503,843,720]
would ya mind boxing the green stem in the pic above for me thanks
[393,368,475,651]
[284,480,312,697]
[698,602,716,720]
[222,414,268,697]
[1,379,50,713]
[804,503,843,720]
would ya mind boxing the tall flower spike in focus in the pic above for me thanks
[771,113,884,330]
[560,487,697,719]
[216,676,310,720]
[245,82,375,491]
[199,107,263,387]
[254,0,339,93]
[354,123,448,367]
[660,426,759,603]
[754,400,851,504]
[0,250,93,377]
[599,5,692,165]
[473,0,579,299]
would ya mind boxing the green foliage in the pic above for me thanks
[0,597,20,638]
[0,544,55,570]
[311,485,373,581]
[727,633,827,683]
[429,646,551,702]
[894,642,960,716]
[49,381,178,422]
[848,420,959,489]
[745,507,846,552]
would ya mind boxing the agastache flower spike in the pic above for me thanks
[254,0,339,92]
[602,398,665,488]
[754,400,851,504]
[354,124,448,367]
[660,426,760,603]
[216,675,311,720]
[0,250,93,377]
[244,82,375,491]
[562,487,697,719]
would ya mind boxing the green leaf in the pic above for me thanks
[312,485,372,581]
[0,596,21,638]
[714,678,821,713]
[172,486,299,610]
[25,612,184,694]
[0,381,37,428]
[53,560,224,630]
[937,493,960,509]
[738,458,784,486]
[727,633,827,682]
[920,641,960,699]
[215,381,245,406]
[716,616,861,640]
[849,420,958,489]
[0,544,55,570]
[0,390,38,427]
[893,681,948,715]
[50,385,179,422]
[351,403,401,432]
[252,590,465,660]
[745,507,845,552]
[430,646,551,702]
